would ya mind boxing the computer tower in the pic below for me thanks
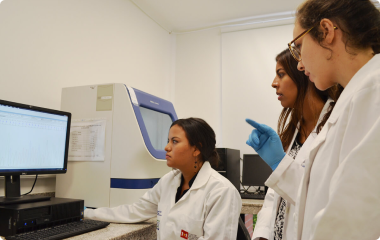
[214,148,240,191]
[242,154,272,187]
[0,198,84,237]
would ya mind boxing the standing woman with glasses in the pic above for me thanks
[247,0,380,239]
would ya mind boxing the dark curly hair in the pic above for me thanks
[296,0,380,55]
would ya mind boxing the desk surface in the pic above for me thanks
[65,199,263,240]
[241,198,264,214]
[66,218,157,240]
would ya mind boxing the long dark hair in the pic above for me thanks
[276,49,342,151]
[296,0,380,55]
[170,118,219,167]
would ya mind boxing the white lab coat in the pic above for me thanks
[252,100,333,240]
[85,161,242,240]
[268,54,380,240]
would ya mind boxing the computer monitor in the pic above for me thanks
[214,148,240,191]
[0,99,71,205]
[242,154,272,188]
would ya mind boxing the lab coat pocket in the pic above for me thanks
[178,215,204,239]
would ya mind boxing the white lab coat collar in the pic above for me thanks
[285,97,333,154]
[192,161,212,190]
[329,54,380,120]
[318,98,333,122]
[173,161,212,190]
[170,161,213,205]
[287,127,299,154]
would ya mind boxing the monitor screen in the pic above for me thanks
[0,100,71,175]
[139,106,172,151]
[242,154,272,186]
[126,85,178,159]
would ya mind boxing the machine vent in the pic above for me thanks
[23,207,50,219]
[51,203,80,221]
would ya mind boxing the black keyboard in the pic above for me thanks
[5,219,110,240]
[240,193,266,200]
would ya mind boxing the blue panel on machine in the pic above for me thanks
[125,86,178,160]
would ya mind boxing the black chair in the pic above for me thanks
[237,214,251,240]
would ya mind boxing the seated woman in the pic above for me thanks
[85,117,242,240]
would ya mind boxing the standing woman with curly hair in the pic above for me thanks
[247,0,380,239]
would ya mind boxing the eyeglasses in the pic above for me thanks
[288,26,338,62]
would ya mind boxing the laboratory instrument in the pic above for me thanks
[56,84,177,208]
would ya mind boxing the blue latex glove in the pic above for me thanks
[246,119,285,170]
[84,206,87,211]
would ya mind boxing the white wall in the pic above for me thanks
[222,24,294,158]
[0,0,174,196]
[174,25,294,183]
[0,0,296,196]
[0,0,175,108]
[174,24,294,157]
[175,29,222,144]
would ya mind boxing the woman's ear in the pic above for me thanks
[319,18,336,44]
[193,148,201,158]
[193,143,201,158]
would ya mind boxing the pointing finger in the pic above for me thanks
[246,118,268,134]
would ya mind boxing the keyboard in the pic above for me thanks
[240,193,266,200]
[5,219,110,240]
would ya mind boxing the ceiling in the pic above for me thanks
[130,0,304,33]
[131,0,380,33]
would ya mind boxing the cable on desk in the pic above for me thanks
[22,174,38,195]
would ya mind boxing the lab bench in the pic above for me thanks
[66,218,157,240]
[65,199,263,240]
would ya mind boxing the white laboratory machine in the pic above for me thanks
[55,83,177,208]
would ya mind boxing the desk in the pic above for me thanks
[241,199,264,214]
[66,199,264,240]
[66,218,157,240]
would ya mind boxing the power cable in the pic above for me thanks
[22,174,38,195]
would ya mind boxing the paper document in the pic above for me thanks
[68,119,106,161]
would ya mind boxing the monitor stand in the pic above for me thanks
[0,175,50,206]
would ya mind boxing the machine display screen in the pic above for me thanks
[139,107,172,151]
